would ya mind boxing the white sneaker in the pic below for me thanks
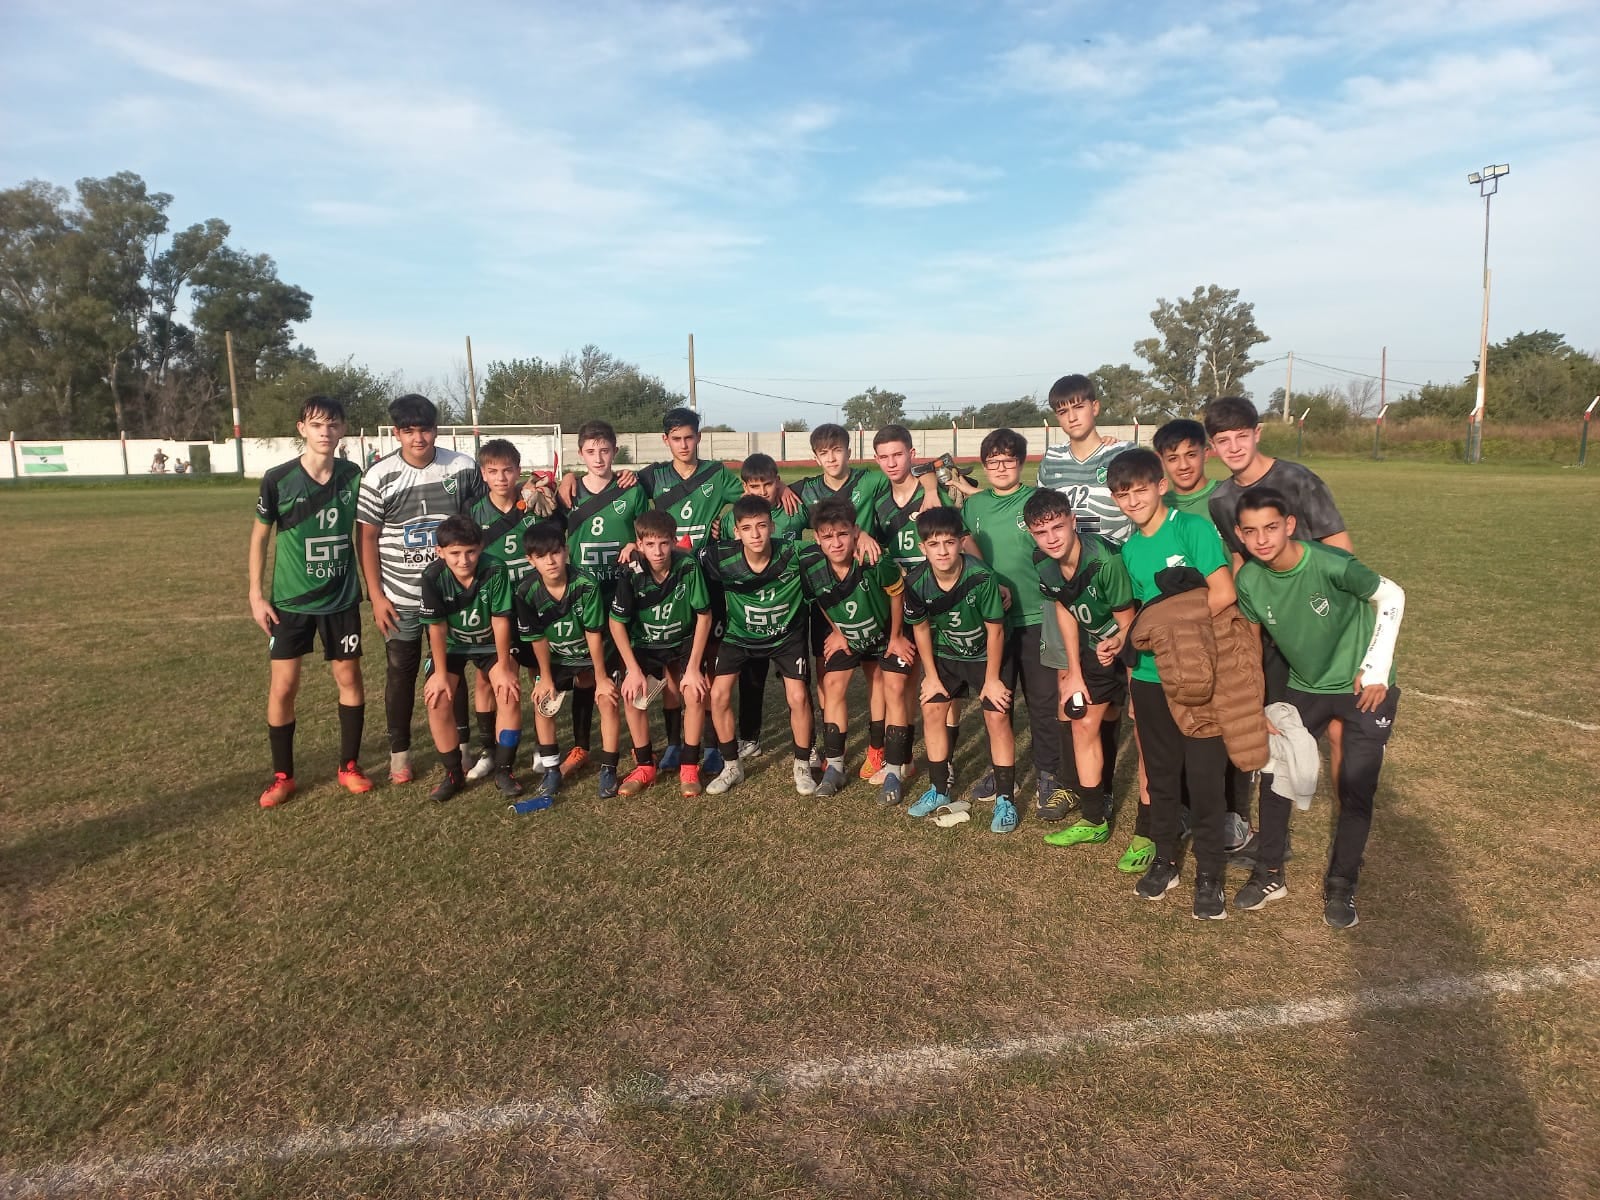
[389,750,413,784]
[466,751,497,782]
[704,759,746,795]
[738,739,763,760]
[794,759,818,796]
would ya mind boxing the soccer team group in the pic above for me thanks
[248,375,1404,926]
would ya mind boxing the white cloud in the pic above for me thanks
[854,159,1001,208]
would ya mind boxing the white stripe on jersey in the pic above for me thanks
[357,447,481,608]
[1037,440,1134,544]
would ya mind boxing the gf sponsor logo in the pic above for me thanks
[305,535,350,562]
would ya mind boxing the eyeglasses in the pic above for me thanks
[983,456,1020,470]
[1051,398,1093,414]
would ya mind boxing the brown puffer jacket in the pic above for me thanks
[1130,586,1269,772]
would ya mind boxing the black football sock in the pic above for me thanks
[868,719,886,751]
[793,740,811,763]
[494,729,521,769]
[476,710,497,755]
[994,765,1016,798]
[571,686,596,750]
[719,739,739,764]
[664,705,684,747]
[599,748,620,771]
[684,742,703,767]
[1082,783,1108,826]
[823,723,846,769]
[452,683,470,751]
[1135,800,1152,839]
[885,725,912,773]
[1100,715,1120,791]
[538,742,559,771]
[946,717,962,755]
[929,759,952,794]
[635,743,656,767]
[337,705,363,766]
[269,721,295,777]
[442,746,463,776]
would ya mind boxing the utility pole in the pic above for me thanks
[1282,352,1294,422]
[225,330,244,475]
[1466,164,1510,464]
[464,335,480,452]
[687,333,697,412]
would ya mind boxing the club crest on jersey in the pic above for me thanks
[443,478,458,495]
[1309,592,1330,617]
[1096,467,1108,484]
[700,482,713,496]
[612,499,628,515]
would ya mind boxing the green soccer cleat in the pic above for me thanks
[1043,819,1110,848]
[1116,834,1157,874]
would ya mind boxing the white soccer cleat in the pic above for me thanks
[466,751,497,782]
[793,759,819,796]
[704,759,746,795]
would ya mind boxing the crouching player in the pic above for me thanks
[902,508,1015,831]
[1232,487,1404,928]
[608,509,714,797]
[1023,489,1135,847]
[702,496,815,796]
[799,498,917,801]
[419,516,521,804]
[514,522,622,805]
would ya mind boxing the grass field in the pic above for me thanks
[3,460,1599,1198]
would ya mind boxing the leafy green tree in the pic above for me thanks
[842,386,906,428]
[246,359,396,435]
[1133,285,1269,414]
[1088,362,1150,421]
[958,396,1048,428]
[781,418,810,431]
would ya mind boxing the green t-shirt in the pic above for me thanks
[1121,508,1230,684]
[513,568,606,669]
[796,467,889,531]
[798,545,903,653]
[1037,532,1135,647]
[419,555,512,652]
[902,555,1005,661]
[639,460,745,550]
[558,475,649,583]
[471,493,538,588]
[700,537,807,646]
[1236,541,1391,694]
[255,457,364,615]
[608,552,710,651]
[869,479,947,569]
[1165,478,1220,525]
[961,485,1043,629]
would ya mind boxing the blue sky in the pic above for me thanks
[3,0,1596,426]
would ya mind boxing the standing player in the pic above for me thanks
[1036,374,1135,544]
[792,423,888,542]
[248,395,370,807]
[357,394,484,784]
[1153,419,1220,520]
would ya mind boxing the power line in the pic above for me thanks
[1290,356,1436,389]
[695,378,836,408]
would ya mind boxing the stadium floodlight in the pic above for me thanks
[1465,161,1510,464]
[1467,171,1482,183]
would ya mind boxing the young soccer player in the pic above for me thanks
[799,498,916,801]
[701,495,815,796]
[357,394,484,784]
[418,515,521,804]
[902,507,1015,831]
[793,423,888,541]
[513,522,622,802]
[1232,488,1404,928]
[961,429,1064,818]
[464,438,541,783]
[249,395,370,806]
[1037,374,1135,544]
[1153,418,1220,520]
[1109,447,1244,919]
[608,509,714,797]
[1023,488,1136,846]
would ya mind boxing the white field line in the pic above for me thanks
[4,957,1598,1198]
[1413,690,1600,733]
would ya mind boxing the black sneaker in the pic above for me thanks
[1234,869,1288,911]
[493,765,524,798]
[429,768,465,804]
[1135,858,1182,900]
[1324,881,1359,929]
[1193,873,1226,920]
[1036,785,1082,822]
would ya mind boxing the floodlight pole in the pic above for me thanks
[1466,164,1509,464]
[1581,397,1598,467]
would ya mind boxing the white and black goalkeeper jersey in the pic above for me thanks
[356,447,484,609]
[1036,439,1135,544]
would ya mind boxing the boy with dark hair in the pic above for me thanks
[1037,374,1135,544]
[800,497,916,800]
[961,428,1064,819]
[1232,488,1404,928]
[794,423,888,539]
[1109,447,1252,920]
[740,453,810,540]
[903,506,1015,831]
[249,395,370,806]
[418,515,521,804]
[513,521,622,803]
[357,393,484,784]
[1152,419,1219,521]
[1023,488,1136,847]
[701,495,815,796]
[609,508,714,797]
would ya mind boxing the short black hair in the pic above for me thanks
[979,427,1027,463]
[634,509,677,541]
[810,496,856,532]
[663,407,700,435]
[1047,374,1095,406]
[740,452,779,483]
[810,423,849,452]
[1235,486,1293,523]
[1106,447,1164,491]
[1023,488,1076,528]
[388,393,438,429]
[1152,419,1207,456]
[299,395,345,424]
[434,514,483,549]
[872,423,914,451]
[1203,396,1260,436]
[576,420,617,447]
[523,521,566,557]
[731,494,773,525]
[916,506,965,540]
[477,438,520,467]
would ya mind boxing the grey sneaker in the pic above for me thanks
[1324,880,1359,929]
[969,770,998,802]
[793,759,819,796]
[1234,870,1288,911]
[705,759,746,795]
[1222,812,1251,854]
[814,765,847,797]
[738,739,763,760]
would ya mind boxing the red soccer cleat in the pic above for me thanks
[679,763,702,797]
[618,764,658,796]
[559,746,590,777]
[259,773,296,808]
[337,762,374,794]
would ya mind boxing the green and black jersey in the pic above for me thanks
[902,555,1005,661]
[699,536,807,646]
[638,460,745,550]
[796,467,889,531]
[256,457,364,615]
[555,475,648,584]
[419,556,512,652]
[798,545,903,653]
[869,479,946,569]
[713,499,808,543]
[472,494,538,587]
[514,568,606,669]
[1037,533,1135,647]
[609,551,710,652]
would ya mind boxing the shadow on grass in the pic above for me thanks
[0,770,257,903]
[1342,807,1555,1198]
